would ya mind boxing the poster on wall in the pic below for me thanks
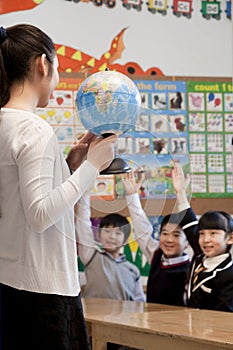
[115,79,190,199]
[37,77,233,201]
[37,77,190,200]
[37,77,85,156]
[187,81,233,197]
[36,76,117,200]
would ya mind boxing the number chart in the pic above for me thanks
[187,81,233,197]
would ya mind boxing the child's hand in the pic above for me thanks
[120,171,144,195]
[172,162,190,194]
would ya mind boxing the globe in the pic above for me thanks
[75,70,141,135]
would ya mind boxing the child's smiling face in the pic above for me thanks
[199,229,233,258]
[160,223,188,258]
[99,225,125,258]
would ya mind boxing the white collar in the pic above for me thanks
[161,254,189,266]
[203,253,229,272]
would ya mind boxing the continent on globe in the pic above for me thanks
[76,70,141,135]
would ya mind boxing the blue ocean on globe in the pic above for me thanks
[76,70,141,135]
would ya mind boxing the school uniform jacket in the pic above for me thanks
[147,248,190,305]
[181,207,233,312]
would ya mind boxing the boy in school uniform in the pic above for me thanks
[121,164,194,306]
[75,191,145,302]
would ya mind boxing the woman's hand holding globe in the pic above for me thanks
[87,134,117,173]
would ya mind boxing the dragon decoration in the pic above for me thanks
[55,27,164,76]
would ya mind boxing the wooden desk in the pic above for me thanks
[82,298,233,350]
[82,297,182,316]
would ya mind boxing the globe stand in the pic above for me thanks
[100,157,132,175]
[99,133,132,175]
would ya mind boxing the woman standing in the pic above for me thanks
[0,23,115,350]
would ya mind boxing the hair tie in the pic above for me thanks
[0,26,7,45]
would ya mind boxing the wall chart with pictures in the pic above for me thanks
[187,81,233,197]
[115,79,189,199]
[36,76,233,199]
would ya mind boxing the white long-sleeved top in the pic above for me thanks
[76,192,145,301]
[0,108,98,296]
[125,193,159,263]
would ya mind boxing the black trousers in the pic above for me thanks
[0,283,91,350]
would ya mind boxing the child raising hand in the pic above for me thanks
[121,163,195,306]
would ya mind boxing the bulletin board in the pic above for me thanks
[37,74,233,201]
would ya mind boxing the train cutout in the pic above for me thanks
[201,1,221,20]
[127,0,193,17]
[146,0,168,15]
[225,0,232,19]
[123,0,230,19]
[92,0,116,7]
[171,0,193,18]
[65,0,116,8]
[65,0,231,19]
[122,0,143,11]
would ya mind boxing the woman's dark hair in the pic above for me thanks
[199,211,233,252]
[0,24,56,107]
[99,213,131,242]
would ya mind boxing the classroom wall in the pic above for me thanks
[2,0,232,207]
[0,0,232,77]
[1,0,232,279]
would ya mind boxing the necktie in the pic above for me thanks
[193,261,206,287]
